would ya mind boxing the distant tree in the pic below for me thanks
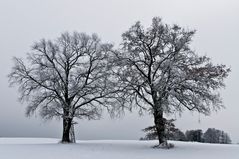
[8,32,118,143]
[114,17,230,146]
[203,128,231,144]
[203,128,219,143]
[220,131,231,144]
[185,129,203,142]
[171,129,187,141]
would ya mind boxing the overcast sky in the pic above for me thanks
[0,0,239,142]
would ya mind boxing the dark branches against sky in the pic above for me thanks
[9,32,120,143]
[114,17,230,145]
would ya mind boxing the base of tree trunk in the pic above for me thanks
[152,141,174,149]
[61,135,72,143]
[60,140,74,144]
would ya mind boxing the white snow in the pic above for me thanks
[0,138,238,159]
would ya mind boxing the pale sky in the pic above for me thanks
[0,0,239,143]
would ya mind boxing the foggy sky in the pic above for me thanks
[0,0,239,142]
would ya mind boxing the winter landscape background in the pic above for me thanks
[0,0,239,154]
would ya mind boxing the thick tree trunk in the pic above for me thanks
[154,111,166,145]
[61,117,73,143]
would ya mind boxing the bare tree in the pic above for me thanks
[114,17,230,146]
[9,32,117,143]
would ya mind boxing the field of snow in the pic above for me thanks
[0,138,238,159]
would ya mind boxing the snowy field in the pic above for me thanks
[0,138,238,159]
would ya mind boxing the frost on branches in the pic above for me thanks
[114,17,230,146]
[8,32,119,143]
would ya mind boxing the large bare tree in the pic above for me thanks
[114,17,230,146]
[9,32,117,143]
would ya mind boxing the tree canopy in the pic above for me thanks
[9,32,118,143]
[114,17,230,146]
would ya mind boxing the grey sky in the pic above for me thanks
[0,0,239,142]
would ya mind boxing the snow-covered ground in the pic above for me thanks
[0,138,238,159]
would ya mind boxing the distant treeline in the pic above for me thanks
[140,120,231,144]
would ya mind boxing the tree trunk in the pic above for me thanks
[61,117,73,143]
[69,123,76,143]
[154,111,166,145]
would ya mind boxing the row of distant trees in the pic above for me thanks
[185,128,231,144]
[141,121,231,144]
